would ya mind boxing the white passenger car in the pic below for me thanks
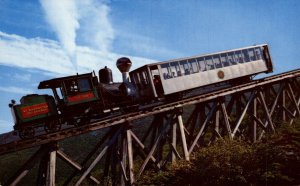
[129,44,273,101]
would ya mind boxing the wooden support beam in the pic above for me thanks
[289,97,300,125]
[252,97,257,142]
[258,91,275,132]
[282,89,286,121]
[137,114,172,178]
[188,103,217,154]
[171,114,177,163]
[120,131,128,185]
[57,150,100,184]
[7,147,47,186]
[232,91,256,138]
[116,150,129,183]
[75,126,124,186]
[126,127,135,184]
[130,131,158,166]
[63,127,116,186]
[177,109,190,161]
[288,83,300,116]
[221,102,232,140]
[47,150,56,186]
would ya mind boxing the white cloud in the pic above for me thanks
[40,0,115,70]
[0,86,33,94]
[0,31,156,82]
[0,31,75,75]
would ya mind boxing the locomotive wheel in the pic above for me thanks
[19,127,35,139]
[44,119,61,133]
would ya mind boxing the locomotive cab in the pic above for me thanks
[38,73,103,124]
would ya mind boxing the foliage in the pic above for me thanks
[138,122,300,185]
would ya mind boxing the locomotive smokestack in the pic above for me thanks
[116,57,132,82]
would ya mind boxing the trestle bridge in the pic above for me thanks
[1,68,300,185]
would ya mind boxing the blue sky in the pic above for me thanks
[0,0,300,133]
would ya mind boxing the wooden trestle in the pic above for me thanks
[1,69,300,185]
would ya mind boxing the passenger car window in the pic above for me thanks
[234,51,243,63]
[161,63,172,79]
[254,47,262,60]
[227,52,236,65]
[170,62,180,77]
[205,56,215,70]
[242,49,250,62]
[188,59,199,73]
[248,48,256,61]
[180,60,191,75]
[197,57,206,71]
[213,55,222,68]
[221,54,229,67]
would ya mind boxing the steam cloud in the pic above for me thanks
[39,0,114,72]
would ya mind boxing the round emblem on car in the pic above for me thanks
[217,70,225,79]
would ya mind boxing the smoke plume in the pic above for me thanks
[40,0,79,70]
[40,0,114,72]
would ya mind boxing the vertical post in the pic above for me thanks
[120,131,128,185]
[215,104,220,139]
[126,125,134,185]
[47,150,56,186]
[37,143,57,186]
[252,97,257,142]
[177,108,190,161]
[282,89,286,122]
[171,117,177,163]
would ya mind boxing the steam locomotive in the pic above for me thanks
[9,44,273,139]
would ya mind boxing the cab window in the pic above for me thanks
[65,80,79,95]
[78,78,92,92]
